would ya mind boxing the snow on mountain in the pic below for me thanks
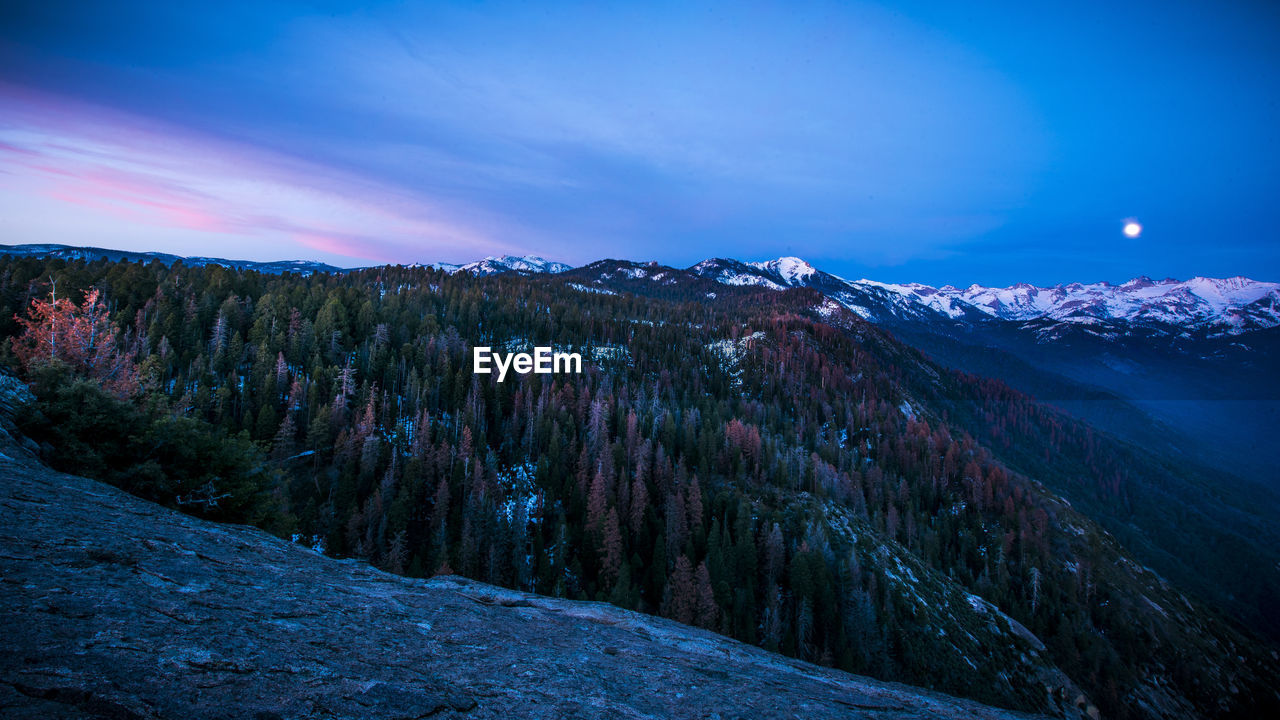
[691,255,1280,335]
[568,282,617,296]
[405,261,461,273]
[883,276,1280,333]
[456,255,572,276]
[690,256,820,289]
[691,257,982,325]
[853,279,975,320]
[748,256,817,285]
[688,258,787,289]
[1223,292,1280,332]
[584,260,672,283]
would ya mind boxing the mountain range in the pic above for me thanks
[631,257,1280,489]
[686,256,1280,336]
[7,242,1276,485]
[0,243,345,276]
[0,244,573,279]
[8,244,1275,334]
[2,245,1279,719]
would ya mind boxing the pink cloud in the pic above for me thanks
[290,232,397,263]
[32,163,235,234]
[0,82,524,265]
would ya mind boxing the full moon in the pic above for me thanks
[1123,221,1142,238]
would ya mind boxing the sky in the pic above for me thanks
[1,0,1278,286]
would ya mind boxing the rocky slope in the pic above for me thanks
[0,439,1045,719]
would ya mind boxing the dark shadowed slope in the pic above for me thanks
[0,443,1043,719]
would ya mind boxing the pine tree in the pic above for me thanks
[694,560,717,629]
[663,555,697,625]
[601,507,623,587]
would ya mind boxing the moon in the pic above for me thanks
[1123,221,1142,238]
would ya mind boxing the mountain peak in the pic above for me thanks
[749,256,818,284]
[1120,276,1156,289]
[457,255,572,276]
[687,257,787,289]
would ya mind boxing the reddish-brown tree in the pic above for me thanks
[663,555,697,625]
[600,507,623,585]
[11,287,139,398]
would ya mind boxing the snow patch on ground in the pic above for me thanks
[706,332,766,364]
[568,282,617,295]
[899,400,917,421]
[814,298,843,318]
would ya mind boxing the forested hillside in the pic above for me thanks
[1,255,1277,719]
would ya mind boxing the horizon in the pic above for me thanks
[2,1,1279,286]
[4,241,1276,288]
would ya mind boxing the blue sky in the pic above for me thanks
[1,0,1277,285]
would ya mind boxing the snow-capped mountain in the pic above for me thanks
[689,256,822,288]
[683,256,1280,484]
[875,276,1280,334]
[688,257,986,325]
[690,256,1280,336]
[689,258,788,290]
[749,256,819,285]
[455,255,573,276]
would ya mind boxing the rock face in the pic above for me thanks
[0,370,37,462]
[0,444,1043,719]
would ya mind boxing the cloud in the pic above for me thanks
[0,83,524,265]
[0,2,1053,276]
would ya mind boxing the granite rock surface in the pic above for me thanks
[0,442,1045,719]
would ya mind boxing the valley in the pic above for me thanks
[1,250,1277,718]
